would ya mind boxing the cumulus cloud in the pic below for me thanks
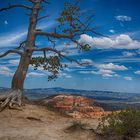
[95,63,127,77]
[98,69,114,74]
[78,34,140,49]
[124,76,132,81]
[96,63,128,70]
[0,66,13,76]
[80,59,93,65]
[79,63,126,78]
[79,69,120,78]
[115,15,132,21]
[92,69,115,77]
[135,71,140,75]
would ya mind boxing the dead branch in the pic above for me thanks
[35,31,73,39]
[37,15,49,21]
[0,49,23,58]
[0,4,33,12]
[0,90,22,112]
[76,18,107,37]
[32,47,82,65]
[47,37,56,48]
[15,41,27,50]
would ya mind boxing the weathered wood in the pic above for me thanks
[0,0,43,110]
[0,4,33,12]
[0,90,22,111]
[12,0,42,91]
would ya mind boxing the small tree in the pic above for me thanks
[0,0,97,111]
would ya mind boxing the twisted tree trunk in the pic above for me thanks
[12,52,32,90]
[0,0,42,111]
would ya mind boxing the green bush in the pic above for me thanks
[97,109,140,139]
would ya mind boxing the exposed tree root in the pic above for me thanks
[0,90,22,112]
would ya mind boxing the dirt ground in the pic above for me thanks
[0,104,103,140]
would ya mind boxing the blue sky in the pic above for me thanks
[0,0,140,93]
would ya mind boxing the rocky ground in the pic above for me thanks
[38,94,109,118]
[0,94,139,140]
[0,103,103,140]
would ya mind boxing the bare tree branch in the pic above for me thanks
[32,47,83,65]
[47,37,56,48]
[15,41,27,50]
[37,15,49,21]
[76,18,108,37]
[0,50,23,58]
[0,4,33,12]
[35,31,73,39]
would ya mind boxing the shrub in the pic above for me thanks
[65,120,88,132]
[97,109,140,140]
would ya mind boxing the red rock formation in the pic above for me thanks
[43,94,105,118]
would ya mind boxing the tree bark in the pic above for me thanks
[0,1,43,111]
[11,52,32,90]
[11,0,42,91]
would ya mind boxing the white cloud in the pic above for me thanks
[109,29,115,33]
[98,69,115,74]
[78,34,140,49]
[115,15,132,21]
[79,69,120,78]
[0,21,55,48]
[80,59,93,65]
[0,66,13,76]
[64,62,85,69]
[79,62,126,78]
[135,71,140,75]
[124,76,132,81]
[97,63,128,71]
[122,51,136,57]
[79,71,92,74]
[92,69,115,77]
[0,31,27,47]
[27,72,45,77]
[9,59,20,65]
[59,72,72,78]
[102,73,113,77]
